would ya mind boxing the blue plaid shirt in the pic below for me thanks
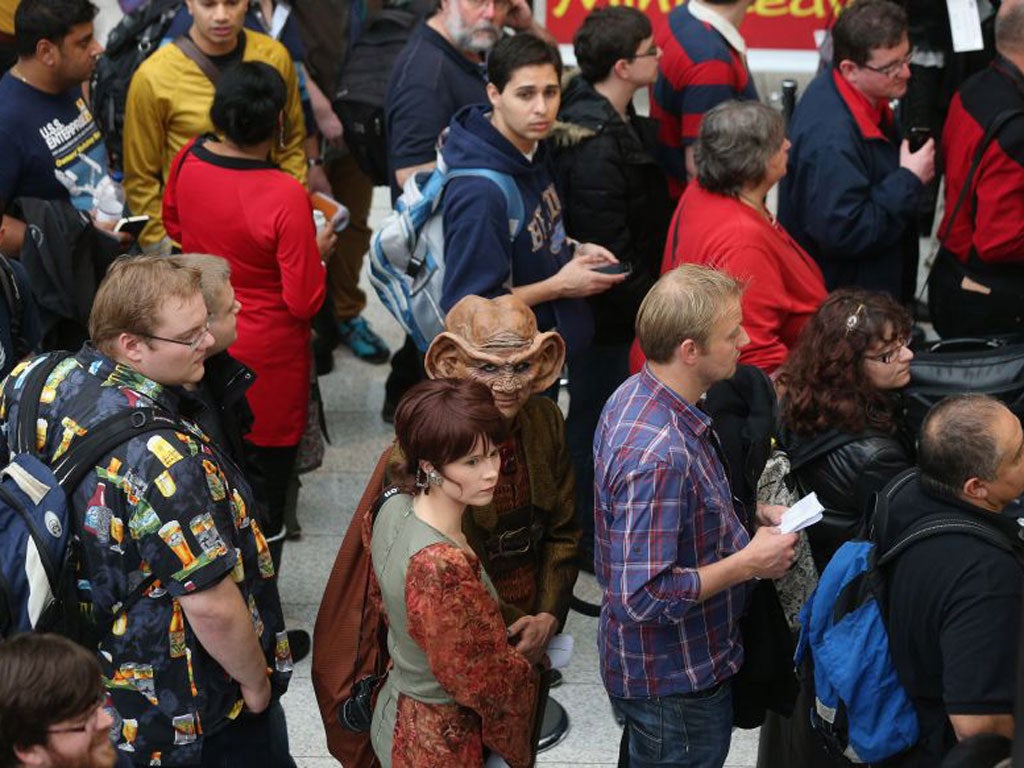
[593,366,751,699]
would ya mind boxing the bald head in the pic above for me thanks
[997,0,1024,57]
[919,395,1021,505]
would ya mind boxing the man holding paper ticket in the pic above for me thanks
[593,265,797,768]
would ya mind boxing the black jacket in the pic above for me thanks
[550,75,672,344]
[783,426,913,571]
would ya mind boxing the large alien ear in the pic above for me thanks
[529,331,567,394]
[424,332,472,380]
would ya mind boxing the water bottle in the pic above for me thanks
[94,171,125,223]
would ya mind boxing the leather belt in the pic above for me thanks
[484,522,545,560]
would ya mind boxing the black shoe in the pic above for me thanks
[287,629,311,663]
[548,669,563,688]
[285,526,302,541]
[381,399,397,424]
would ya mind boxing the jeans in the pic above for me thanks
[201,700,296,768]
[611,680,733,768]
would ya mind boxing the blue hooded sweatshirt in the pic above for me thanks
[439,104,594,354]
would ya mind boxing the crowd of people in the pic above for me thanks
[0,0,1023,765]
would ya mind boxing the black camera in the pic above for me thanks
[339,675,382,732]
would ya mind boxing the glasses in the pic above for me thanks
[628,43,659,60]
[864,338,909,365]
[47,692,109,734]
[463,0,511,11]
[860,49,914,78]
[138,320,211,351]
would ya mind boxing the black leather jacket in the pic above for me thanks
[782,426,913,571]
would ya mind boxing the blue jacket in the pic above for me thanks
[440,104,593,353]
[778,70,922,299]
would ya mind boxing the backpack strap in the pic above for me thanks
[940,107,1024,244]
[173,35,221,85]
[445,169,525,242]
[13,353,72,455]
[876,512,1013,568]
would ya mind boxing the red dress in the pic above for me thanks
[163,136,325,446]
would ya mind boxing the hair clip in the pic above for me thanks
[845,303,865,334]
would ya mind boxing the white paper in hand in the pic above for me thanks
[546,633,574,670]
[946,0,985,52]
[779,492,824,534]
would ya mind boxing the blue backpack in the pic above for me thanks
[795,471,1013,763]
[368,155,524,352]
[0,353,178,641]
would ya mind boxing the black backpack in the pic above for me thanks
[90,0,183,172]
[331,6,420,186]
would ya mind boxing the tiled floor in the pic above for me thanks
[275,189,761,767]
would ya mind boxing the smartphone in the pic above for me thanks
[114,215,150,238]
[907,127,931,153]
[594,262,632,275]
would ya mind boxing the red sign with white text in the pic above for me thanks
[546,0,851,51]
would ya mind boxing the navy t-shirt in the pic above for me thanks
[0,74,111,211]
[385,22,488,201]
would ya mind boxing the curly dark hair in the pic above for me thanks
[777,288,912,436]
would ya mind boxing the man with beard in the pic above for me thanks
[0,633,124,768]
[380,0,554,421]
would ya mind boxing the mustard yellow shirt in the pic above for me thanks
[123,30,307,248]
[0,0,18,35]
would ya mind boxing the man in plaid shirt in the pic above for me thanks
[593,265,797,768]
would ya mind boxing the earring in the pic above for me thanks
[415,467,429,491]
[278,120,286,150]
[427,469,444,487]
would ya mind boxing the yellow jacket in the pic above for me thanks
[123,30,307,249]
[0,0,17,34]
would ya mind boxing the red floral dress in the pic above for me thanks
[389,543,538,768]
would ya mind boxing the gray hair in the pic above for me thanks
[694,100,786,197]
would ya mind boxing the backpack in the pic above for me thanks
[0,353,181,642]
[312,445,393,767]
[368,159,524,352]
[90,0,183,172]
[794,470,1014,763]
[331,6,420,186]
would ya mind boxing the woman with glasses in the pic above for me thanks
[758,289,915,768]
[370,378,539,768]
[162,61,333,583]
[775,288,915,573]
[660,99,827,375]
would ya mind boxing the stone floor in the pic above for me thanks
[275,189,762,767]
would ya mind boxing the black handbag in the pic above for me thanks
[904,338,1024,434]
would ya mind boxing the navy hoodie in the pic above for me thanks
[439,104,593,353]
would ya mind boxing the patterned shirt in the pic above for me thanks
[593,366,750,699]
[0,348,291,765]
[651,1,758,198]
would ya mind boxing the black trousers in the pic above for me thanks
[244,443,299,572]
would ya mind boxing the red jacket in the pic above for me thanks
[653,184,826,374]
[164,137,325,446]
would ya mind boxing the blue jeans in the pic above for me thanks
[200,700,296,768]
[611,680,733,768]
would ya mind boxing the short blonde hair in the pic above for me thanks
[89,255,202,356]
[636,264,744,363]
[171,253,232,312]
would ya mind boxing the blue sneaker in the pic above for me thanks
[337,315,390,364]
